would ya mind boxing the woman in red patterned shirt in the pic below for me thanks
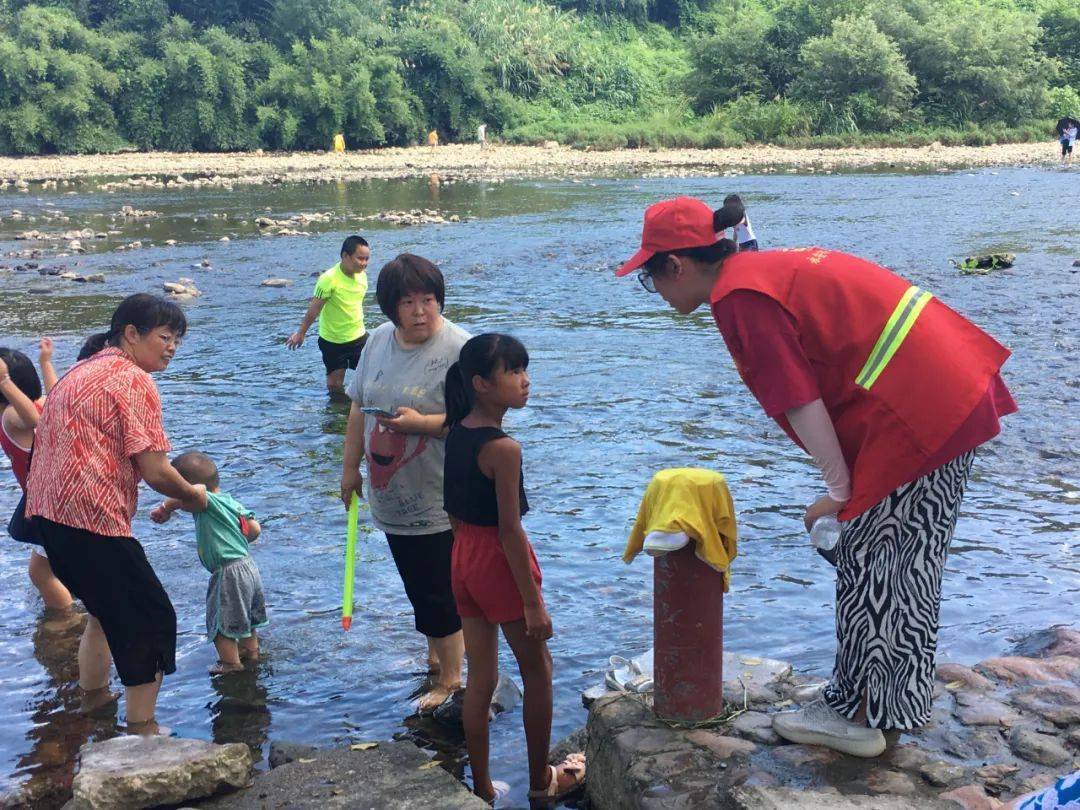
[26,294,207,735]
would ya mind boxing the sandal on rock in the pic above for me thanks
[528,754,586,804]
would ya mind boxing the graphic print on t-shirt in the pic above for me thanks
[367,423,427,490]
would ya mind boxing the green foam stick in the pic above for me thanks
[342,492,359,630]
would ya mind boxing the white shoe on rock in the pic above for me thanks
[771,698,886,758]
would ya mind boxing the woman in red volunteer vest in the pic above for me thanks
[616,197,1016,758]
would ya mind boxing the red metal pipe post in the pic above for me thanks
[653,542,724,722]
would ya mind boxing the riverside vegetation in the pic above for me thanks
[0,0,1077,155]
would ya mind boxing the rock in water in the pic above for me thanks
[69,735,252,809]
[433,671,521,726]
[261,278,291,287]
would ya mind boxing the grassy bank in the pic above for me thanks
[0,0,1075,156]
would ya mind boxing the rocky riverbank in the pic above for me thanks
[0,141,1062,190]
[583,626,1079,809]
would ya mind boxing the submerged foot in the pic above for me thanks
[209,660,245,675]
[78,686,120,715]
[125,718,171,737]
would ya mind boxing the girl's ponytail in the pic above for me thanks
[444,361,472,428]
[713,199,745,233]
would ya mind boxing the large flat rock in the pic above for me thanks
[68,735,253,810]
[585,627,1080,810]
[196,741,487,809]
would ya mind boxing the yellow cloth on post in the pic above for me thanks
[623,468,738,591]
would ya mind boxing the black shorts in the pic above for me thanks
[385,530,461,638]
[38,518,177,686]
[318,334,367,375]
[1062,140,1073,156]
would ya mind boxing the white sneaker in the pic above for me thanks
[643,530,690,557]
[771,698,886,757]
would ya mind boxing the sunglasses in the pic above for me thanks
[637,269,659,294]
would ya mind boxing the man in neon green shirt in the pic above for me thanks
[285,235,371,395]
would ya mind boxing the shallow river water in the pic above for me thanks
[0,167,1077,805]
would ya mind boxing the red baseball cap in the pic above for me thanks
[615,196,717,277]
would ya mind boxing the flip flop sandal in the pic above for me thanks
[527,755,586,804]
[625,673,654,693]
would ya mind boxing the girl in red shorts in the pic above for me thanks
[443,334,585,805]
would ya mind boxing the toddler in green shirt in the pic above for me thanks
[151,451,268,674]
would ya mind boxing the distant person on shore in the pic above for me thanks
[26,293,207,735]
[616,197,1016,758]
[285,236,371,396]
[0,338,73,610]
[1060,120,1077,166]
[340,254,469,714]
[715,194,758,251]
[427,129,439,149]
[477,123,487,150]
[443,334,585,804]
[151,451,267,675]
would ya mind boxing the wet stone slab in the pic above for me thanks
[583,627,1080,809]
[195,740,487,809]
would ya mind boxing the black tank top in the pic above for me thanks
[444,425,529,527]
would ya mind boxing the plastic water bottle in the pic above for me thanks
[810,515,841,565]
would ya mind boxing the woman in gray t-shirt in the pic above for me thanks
[342,254,469,713]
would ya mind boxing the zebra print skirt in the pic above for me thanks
[822,450,975,730]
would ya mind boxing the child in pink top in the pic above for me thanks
[0,338,73,610]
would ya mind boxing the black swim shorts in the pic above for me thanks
[318,334,368,375]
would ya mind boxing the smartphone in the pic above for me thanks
[361,407,396,419]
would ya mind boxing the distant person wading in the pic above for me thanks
[286,236,371,396]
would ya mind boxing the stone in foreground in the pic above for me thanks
[584,628,1080,809]
[68,735,253,809]
[196,740,488,809]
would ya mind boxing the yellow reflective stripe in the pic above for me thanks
[855,287,933,389]
[855,286,919,387]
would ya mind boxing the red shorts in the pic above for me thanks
[452,521,543,625]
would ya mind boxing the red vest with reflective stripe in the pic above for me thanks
[710,248,1010,520]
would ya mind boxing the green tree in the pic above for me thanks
[266,0,388,48]
[116,56,165,146]
[0,5,123,153]
[763,0,868,91]
[905,4,1052,125]
[394,15,493,138]
[1039,0,1080,89]
[158,28,253,150]
[793,15,916,130]
[687,10,778,112]
[254,33,406,149]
